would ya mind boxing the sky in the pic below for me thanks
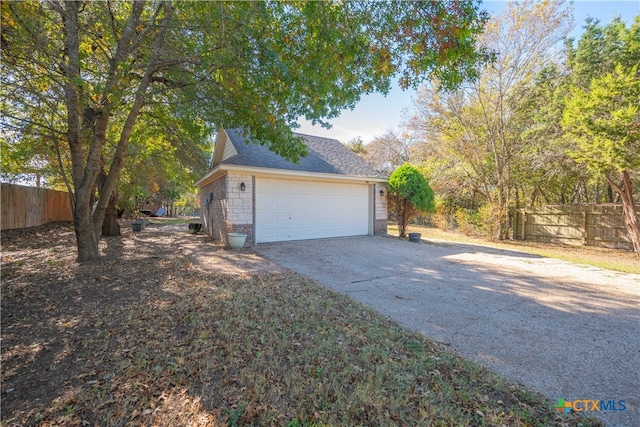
[296,0,640,144]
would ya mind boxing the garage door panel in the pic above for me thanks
[256,178,369,243]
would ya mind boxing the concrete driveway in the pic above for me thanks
[255,236,640,427]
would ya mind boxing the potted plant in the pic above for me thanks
[131,195,146,232]
[131,219,144,232]
[228,232,247,249]
[188,223,202,234]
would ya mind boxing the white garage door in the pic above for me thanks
[256,178,370,243]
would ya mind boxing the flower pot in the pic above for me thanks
[188,223,202,234]
[228,232,247,249]
[408,232,421,243]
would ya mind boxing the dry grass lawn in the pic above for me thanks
[1,222,603,426]
[389,224,640,274]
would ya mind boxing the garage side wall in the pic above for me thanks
[200,176,227,243]
[374,183,388,235]
[226,173,254,246]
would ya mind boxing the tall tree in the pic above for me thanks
[409,0,572,239]
[561,16,640,256]
[562,65,640,256]
[345,136,367,156]
[569,16,637,90]
[362,128,418,175]
[510,64,593,206]
[1,0,490,261]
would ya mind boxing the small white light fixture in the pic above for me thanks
[240,182,246,192]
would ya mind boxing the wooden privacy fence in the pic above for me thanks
[513,204,640,250]
[1,183,73,230]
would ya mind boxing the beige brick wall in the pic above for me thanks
[226,173,253,225]
[199,173,255,247]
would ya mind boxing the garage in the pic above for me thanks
[256,177,370,243]
[195,128,388,247]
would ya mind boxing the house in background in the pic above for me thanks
[195,128,388,247]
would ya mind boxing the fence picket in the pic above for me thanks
[1,183,73,230]
[513,204,639,250]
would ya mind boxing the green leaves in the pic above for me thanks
[388,164,435,213]
[563,16,640,176]
[387,163,435,237]
[563,64,640,175]
[3,0,490,258]
[571,16,639,89]
[175,0,490,161]
[4,0,490,168]
[410,0,574,212]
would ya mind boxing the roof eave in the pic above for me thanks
[194,164,223,187]
[219,164,388,183]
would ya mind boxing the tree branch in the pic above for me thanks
[604,173,623,196]
[93,0,174,235]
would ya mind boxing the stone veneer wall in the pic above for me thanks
[374,183,388,235]
[225,173,254,246]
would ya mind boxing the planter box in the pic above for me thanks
[228,232,247,249]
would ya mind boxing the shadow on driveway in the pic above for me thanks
[255,235,640,427]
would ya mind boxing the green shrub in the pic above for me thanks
[454,208,479,236]
[433,199,451,231]
[388,164,435,237]
[478,204,504,241]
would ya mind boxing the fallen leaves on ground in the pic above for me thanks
[1,222,602,426]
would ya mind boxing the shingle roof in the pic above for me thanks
[221,128,386,178]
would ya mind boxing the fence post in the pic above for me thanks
[581,210,587,246]
[521,208,526,240]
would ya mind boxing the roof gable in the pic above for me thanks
[213,128,385,179]
[221,133,238,161]
[210,130,237,167]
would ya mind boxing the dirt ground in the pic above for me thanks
[1,221,281,425]
[1,221,614,426]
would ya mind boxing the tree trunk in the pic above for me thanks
[59,1,101,262]
[398,199,408,237]
[56,1,147,262]
[607,182,614,203]
[391,195,410,237]
[497,188,509,241]
[91,2,170,237]
[101,191,121,237]
[74,202,100,262]
[606,171,640,257]
[96,160,120,237]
